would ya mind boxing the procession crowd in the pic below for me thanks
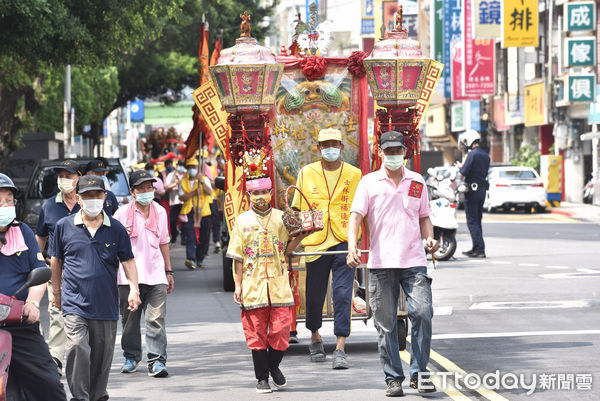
[1,127,491,399]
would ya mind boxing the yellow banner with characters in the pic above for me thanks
[193,81,248,232]
[503,0,538,47]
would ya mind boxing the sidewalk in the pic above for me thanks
[549,202,600,224]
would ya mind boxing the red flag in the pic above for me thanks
[210,36,221,67]
[199,22,210,86]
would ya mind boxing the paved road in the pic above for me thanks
[39,212,599,400]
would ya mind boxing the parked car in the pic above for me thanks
[484,166,546,213]
[20,158,130,230]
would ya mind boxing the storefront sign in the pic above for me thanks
[474,0,502,38]
[564,37,596,67]
[567,74,596,103]
[503,0,538,47]
[524,81,547,127]
[451,102,466,132]
[564,1,596,32]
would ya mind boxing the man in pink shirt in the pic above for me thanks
[347,131,439,397]
[114,170,175,378]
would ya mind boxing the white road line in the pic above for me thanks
[518,263,540,266]
[467,259,486,263]
[434,306,454,316]
[490,261,512,265]
[432,329,600,340]
[469,300,592,310]
[545,265,570,269]
[539,272,600,279]
[578,268,600,273]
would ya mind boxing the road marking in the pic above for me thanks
[431,329,600,340]
[426,348,510,401]
[518,263,540,266]
[399,350,475,401]
[467,259,486,263]
[578,268,600,273]
[489,261,511,265]
[434,306,454,316]
[545,265,570,269]
[539,271,600,279]
[469,300,592,310]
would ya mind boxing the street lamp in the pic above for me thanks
[363,7,443,171]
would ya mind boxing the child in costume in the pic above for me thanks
[226,175,305,393]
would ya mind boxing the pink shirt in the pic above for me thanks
[114,203,170,285]
[350,167,431,269]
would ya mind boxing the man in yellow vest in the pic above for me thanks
[292,128,362,369]
[179,156,212,269]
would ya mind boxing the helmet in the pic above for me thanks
[460,129,481,149]
[0,173,18,195]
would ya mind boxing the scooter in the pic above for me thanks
[0,268,52,401]
[426,168,459,261]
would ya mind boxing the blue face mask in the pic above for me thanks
[166,166,175,172]
[177,166,186,173]
[0,206,16,227]
[188,168,198,177]
[135,191,155,206]
[321,147,341,162]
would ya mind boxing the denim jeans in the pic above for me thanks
[119,284,167,368]
[368,266,433,383]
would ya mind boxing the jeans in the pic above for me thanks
[119,284,168,368]
[305,242,355,337]
[181,211,211,262]
[464,188,486,252]
[368,266,433,383]
[63,315,117,401]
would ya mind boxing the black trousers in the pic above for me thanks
[4,322,66,401]
[464,187,486,252]
[209,202,221,244]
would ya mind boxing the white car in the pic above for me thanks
[484,166,546,212]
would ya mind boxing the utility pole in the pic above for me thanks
[63,65,71,156]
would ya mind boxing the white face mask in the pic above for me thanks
[80,198,104,217]
[383,155,405,171]
[57,177,76,194]
[0,206,16,227]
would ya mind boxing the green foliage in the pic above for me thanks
[510,144,540,172]
[34,66,119,133]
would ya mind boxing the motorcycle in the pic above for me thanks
[426,168,459,261]
[583,177,594,204]
[0,268,52,401]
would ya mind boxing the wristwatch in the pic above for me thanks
[26,300,40,308]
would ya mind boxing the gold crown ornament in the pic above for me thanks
[241,147,271,179]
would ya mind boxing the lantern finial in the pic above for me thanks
[240,11,251,37]
[395,6,403,32]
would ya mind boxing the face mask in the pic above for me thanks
[146,170,155,176]
[166,166,174,172]
[57,177,75,194]
[321,147,341,162]
[80,198,104,218]
[250,193,271,208]
[135,191,154,206]
[177,166,186,173]
[0,206,16,227]
[188,168,198,177]
[384,155,405,171]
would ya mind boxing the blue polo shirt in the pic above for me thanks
[0,224,47,301]
[50,211,134,320]
[104,190,119,216]
[36,192,80,246]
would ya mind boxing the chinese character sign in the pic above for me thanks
[431,0,444,63]
[524,82,547,127]
[565,37,596,67]
[503,0,538,47]
[464,0,495,96]
[443,0,462,98]
[567,74,596,103]
[564,1,596,32]
[474,0,501,38]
